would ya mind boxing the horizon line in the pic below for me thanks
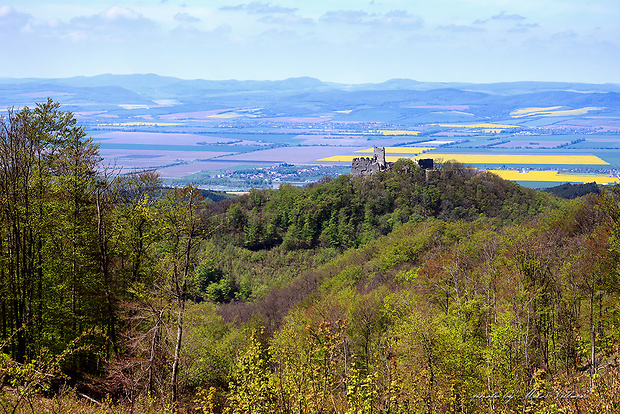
[1,73,619,87]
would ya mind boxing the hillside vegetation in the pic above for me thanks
[1,102,620,413]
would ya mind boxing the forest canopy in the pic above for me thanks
[1,101,620,413]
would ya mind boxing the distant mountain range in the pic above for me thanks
[3,74,620,95]
[1,74,619,123]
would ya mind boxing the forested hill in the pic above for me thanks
[214,185,620,414]
[212,159,553,252]
[2,101,620,413]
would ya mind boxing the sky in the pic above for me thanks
[0,0,618,84]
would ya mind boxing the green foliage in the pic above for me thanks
[215,160,552,252]
[346,361,377,414]
[544,182,601,199]
[194,256,240,303]
[0,331,102,414]
[182,302,241,402]
[225,330,278,414]
[484,312,523,394]
[268,317,349,413]
[211,186,620,413]
[0,99,105,367]
[6,99,620,413]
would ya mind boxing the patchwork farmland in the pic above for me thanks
[92,118,620,189]
[2,75,620,190]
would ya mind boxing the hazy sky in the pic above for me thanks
[1,1,618,83]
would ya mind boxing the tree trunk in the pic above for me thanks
[170,297,184,412]
[590,290,595,389]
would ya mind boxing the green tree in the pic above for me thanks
[157,185,206,411]
[0,99,101,365]
[226,330,278,414]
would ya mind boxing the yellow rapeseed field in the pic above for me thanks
[426,154,608,165]
[510,106,562,116]
[207,112,241,119]
[510,106,603,118]
[318,155,413,162]
[437,123,519,129]
[319,153,608,165]
[375,130,421,136]
[487,170,619,184]
[355,147,435,154]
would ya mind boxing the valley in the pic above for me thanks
[2,74,619,190]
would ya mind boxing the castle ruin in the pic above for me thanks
[351,147,433,176]
[351,147,392,176]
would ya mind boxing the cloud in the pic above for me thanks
[68,7,159,41]
[259,14,313,25]
[376,10,423,28]
[247,2,296,14]
[319,9,422,29]
[508,22,540,33]
[170,24,232,42]
[320,10,371,24]
[221,2,297,14]
[221,2,309,27]
[438,24,484,33]
[0,7,74,41]
[101,7,143,21]
[491,11,526,21]
[174,12,201,23]
[71,6,155,28]
[474,11,527,25]
[0,5,32,35]
[71,6,156,29]
[551,30,578,41]
[220,4,245,11]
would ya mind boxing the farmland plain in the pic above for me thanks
[2,75,619,190]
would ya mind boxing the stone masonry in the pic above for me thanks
[351,147,434,176]
[351,147,393,176]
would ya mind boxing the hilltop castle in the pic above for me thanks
[351,147,433,176]
[351,147,392,176]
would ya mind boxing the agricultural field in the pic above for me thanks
[355,147,436,153]
[320,152,609,166]
[435,123,520,133]
[2,75,620,189]
[88,118,620,188]
[413,154,608,165]
[510,106,604,118]
[487,170,619,185]
[318,131,620,187]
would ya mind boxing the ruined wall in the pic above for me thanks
[351,155,385,176]
[351,147,394,176]
[351,148,434,176]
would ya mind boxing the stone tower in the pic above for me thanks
[351,146,393,176]
[374,146,386,169]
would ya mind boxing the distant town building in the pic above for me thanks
[351,147,434,176]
